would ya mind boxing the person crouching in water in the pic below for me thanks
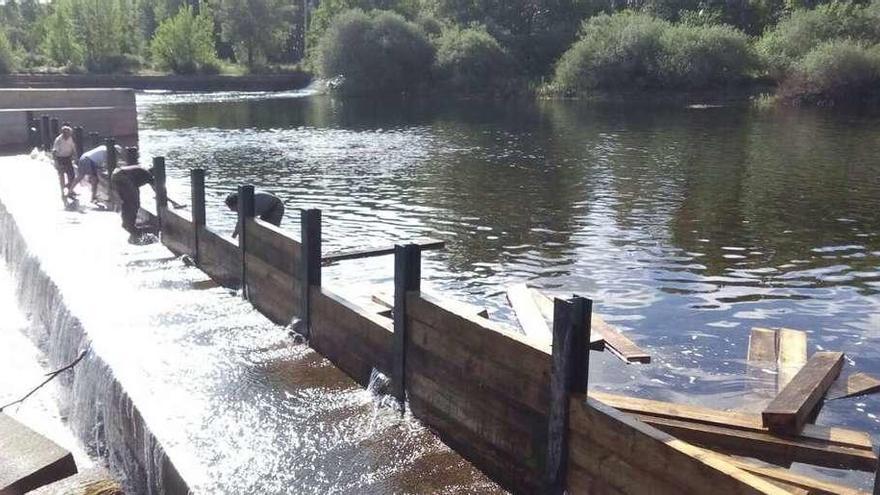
[111,164,155,242]
[70,144,123,204]
[51,126,78,205]
[224,191,284,238]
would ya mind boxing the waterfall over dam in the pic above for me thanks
[0,153,501,494]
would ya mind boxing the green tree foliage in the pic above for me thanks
[434,26,515,95]
[317,9,434,94]
[757,1,880,78]
[0,29,16,74]
[70,0,137,72]
[781,40,880,103]
[42,0,85,68]
[151,5,219,73]
[217,0,295,70]
[552,11,755,93]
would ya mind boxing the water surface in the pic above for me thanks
[136,91,880,488]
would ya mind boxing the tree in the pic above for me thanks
[151,5,219,73]
[0,29,16,74]
[217,0,295,70]
[71,0,127,71]
[42,0,85,67]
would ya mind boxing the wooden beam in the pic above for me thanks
[299,209,321,337]
[392,244,421,411]
[776,328,808,391]
[507,284,550,340]
[749,327,778,363]
[371,290,489,319]
[533,289,649,362]
[545,296,591,494]
[322,238,444,264]
[190,168,206,266]
[725,456,868,495]
[828,372,880,401]
[763,352,844,435]
[237,185,255,300]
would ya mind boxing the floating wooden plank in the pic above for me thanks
[763,352,844,435]
[748,327,778,363]
[725,457,868,495]
[322,238,444,264]
[828,372,880,401]
[590,390,876,471]
[777,328,808,391]
[372,290,489,319]
[506,284,550,340]
[533,290,648,362]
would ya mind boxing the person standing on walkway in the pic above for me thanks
[224,191,285,238]
[70,144,123,203]
[110,165,155,242]
[51,126,78,204]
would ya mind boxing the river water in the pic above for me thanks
[136,90,880,488]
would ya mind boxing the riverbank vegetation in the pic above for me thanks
[0,0,878,104]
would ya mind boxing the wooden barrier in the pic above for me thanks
[196,227,240,288]
[243,218,302,325]
[160,208,195,257]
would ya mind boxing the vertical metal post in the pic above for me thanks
[105,138,118,200]
[545,295,592,494]
[152,156,167,211]
[238,185,255,299]
[40,115,50,151]
[73,126,84,157]
[191,168,206,265]
[299,208,322,338]
[392,244,421,412]
[50,118,60,141]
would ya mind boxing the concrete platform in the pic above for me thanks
[28,467,120,495]
[0,413,76,495]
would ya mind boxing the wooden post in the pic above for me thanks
[392,244,421,412]
[105,138,117,200]
[89,131,100,148]
[73,126,84,157]
[27,119,39,150]
[50,118,59,141]
[152,156,167,211]
[545,295,592,494]
[299,208,322,338]
[238,185,255,299]
[40,115,50,151]
[191,168,206,265]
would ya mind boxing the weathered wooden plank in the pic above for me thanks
[159,207,194,257]
[632,414,876,472]
[777,328,808,391]
[590,390,873,451]
[299,209,321,338]
[322,238,444,264]
[245,252,300,326]
[763,352,844,435]
[372,290,489,319]
[725,457,868,495]
[244,217,301,277]
[196,227,240,287]
[392,244,420,408]
[570,397,787,495]
[533,290,649,362]
[749,328,778,363]
[507,284,550,340]
[828,372,880,401]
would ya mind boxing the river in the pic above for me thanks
[136,90,880,489]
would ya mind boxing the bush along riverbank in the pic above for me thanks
[307,1,880,106]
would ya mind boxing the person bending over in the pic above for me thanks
[110,165,155,241]
[224,192,285,238]
[51,126,78,204]
[71,144,123,203]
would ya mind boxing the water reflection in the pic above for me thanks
[137,92,880,487]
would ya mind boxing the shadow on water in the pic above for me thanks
[137,92,880,488]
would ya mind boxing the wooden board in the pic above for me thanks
[748,327,778,363]
[568,397,787,495]
[776,328,808,391]
[725,457,868,495]
[828,372,880,401]
[371,290,489,319]
[763,352,844,435]
[159,207,194,257]
[196,227,240,288]
[322,238,445,264]
[506,284,550,340]
[245,251,301,326]
[243,218,301,277]
[532,290,648,363]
